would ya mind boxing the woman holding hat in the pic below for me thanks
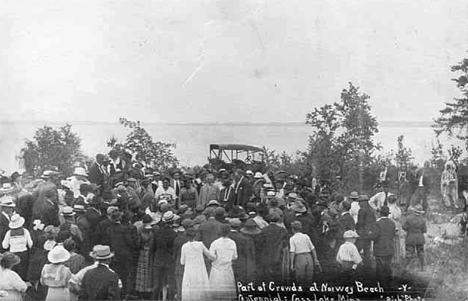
[0,252,28,301]
[2,213,33,280]
[40,245,72,301]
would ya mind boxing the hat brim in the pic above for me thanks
[241,228,261,235]
[9,217,25,229]
[89,251,115,260]
[61,212,76,217]
[0,203,16,208]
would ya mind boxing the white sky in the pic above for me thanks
[1,0,468,123]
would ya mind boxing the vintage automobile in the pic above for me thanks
[208,144,266,172]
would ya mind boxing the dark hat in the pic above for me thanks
[341,200,351,211]
[0,252,21,268]
[110,210,123,221]
[171,168,182,176]
[215,207,226,217]
[101,190,114,200]
[358,195,369,202]
[181,219,195,229]
[195,205,205,213]
[229,218,242,228]
[379,206,390,216]
[241,219,261,235]
[268,213,281,223]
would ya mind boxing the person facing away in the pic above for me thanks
[180,228,216,301]
[80,245,121,301]
[0,252,28,301]
[335,200,355,247]
[369,206,396,287]
[289,221,321,285]
[336,230,362,283]
[355,195,376,272]
[402,205,427,271]
[41,245,73,301]
[209,224,238,301]
[227,218,255,284]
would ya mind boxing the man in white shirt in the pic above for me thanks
[155,178,177,203]
[348,191,360,224]
[289,221,321,284]
[336,230,362,270]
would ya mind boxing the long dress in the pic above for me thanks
[441,168,458,208]
[0,267,27,301]
[209,237,238,301]
[180,241,215,301]
[135,228,154,293]
[388,203,404,263]
[40,264,72,301]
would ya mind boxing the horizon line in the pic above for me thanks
[0,120,434,127]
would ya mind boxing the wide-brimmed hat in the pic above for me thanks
[41,170,61,179]
[0,252,21,268]
[0,183,14,194]
[48,245,71,263]
[89,245,114,260]
[163,211,175,222]
[240,219,261,235]
[287,192,298,200]
[254,172,263,179]
[246,170,254,176]
[291,200,307,213]
[0,196,15,208]
[73,167,88,177]
[9,214,25,229]
[73,205,86,213]
[126,177,137,183]
[207,200,220,207]
[349,191,359,200]
[171,168,182,176]
[266,191,276,198]
[343,230,360,239]
[61,206,76,217]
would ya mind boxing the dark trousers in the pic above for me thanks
[356,239,372,270]
[375,255,392,286]
[405,244,424,269]
[111,259,133,297]
[152,264,175,301]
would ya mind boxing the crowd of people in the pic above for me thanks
[0,151,433,301]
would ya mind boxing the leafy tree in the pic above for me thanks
[20,124,84,176]
[304,82,380,193]
[109,118,178,171]
[394,135,414,170]
[434,56,468,146]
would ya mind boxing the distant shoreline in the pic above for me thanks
[0,120,434,127]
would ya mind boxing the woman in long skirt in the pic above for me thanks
[180,228,215,301]
[135,215,154,299]
[388,195,404,263]
[209,224,238,301]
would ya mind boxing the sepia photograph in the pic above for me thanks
[1,0,468,300]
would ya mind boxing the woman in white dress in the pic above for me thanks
[209,224,238,301]
[0,252,28,301]
[180,228,215,301]
[387,195,404,263]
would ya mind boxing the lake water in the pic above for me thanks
[0,122,463,174]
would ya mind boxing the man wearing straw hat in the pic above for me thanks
[81,245,120,300]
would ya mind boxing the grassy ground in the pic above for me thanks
[408,196,468,300]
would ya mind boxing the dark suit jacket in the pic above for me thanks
[370,217,396,257]
[356,206,376,240]
[336,212,355,242]
[199,218,223,248]
[88,163,105,187]
[0,213,10,252]
[151,225,177,266]
[80,264,120,300]
[103,222,139,262]
[42,200,60,227]
[228,230,255,283]
[259,223,288,266]
[235,177,253,207]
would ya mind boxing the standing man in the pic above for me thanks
[370,206,396,287]
[336,200,355,248]
[355,195,376,274]
[234,169,253,208]
[219,178,236,212]
[410,163,431,213]
[0,196,15,252]
[80,245,121,300]
[170,169,183,207]
[88,154,109,193]
[198,174,220,208]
